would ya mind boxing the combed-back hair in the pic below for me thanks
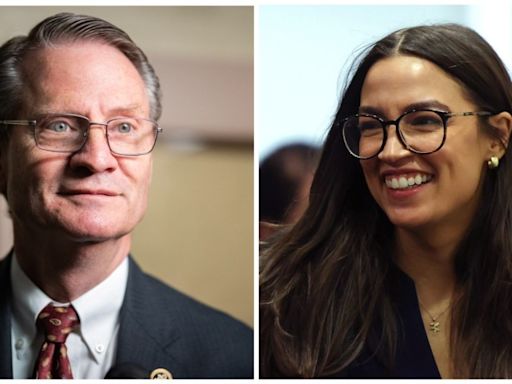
[260,23,512,378]
[0,12,162,145]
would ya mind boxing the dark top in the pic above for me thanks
[337,267,442,378]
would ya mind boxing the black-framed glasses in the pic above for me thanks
[0,113,163,156]
[341,109,493,160]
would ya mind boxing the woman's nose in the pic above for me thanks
[377,124,410,162]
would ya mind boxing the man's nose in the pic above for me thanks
[377,124,410,162]
[69,124,118,172]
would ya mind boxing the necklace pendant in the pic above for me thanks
[429,320,440,333]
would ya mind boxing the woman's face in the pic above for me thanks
[359,55,497,232]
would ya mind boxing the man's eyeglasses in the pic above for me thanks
[0,113,163,156]
[341,109,493,160]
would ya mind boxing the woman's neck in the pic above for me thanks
[394,226,458,307]
[393,225,465,379]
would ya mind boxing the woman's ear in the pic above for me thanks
[487,111,512,158]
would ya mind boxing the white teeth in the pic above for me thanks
[385,173,431,190]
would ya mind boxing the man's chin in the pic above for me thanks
[14,209,139,244]
[54,220,133,243]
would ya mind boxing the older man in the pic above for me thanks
[0,12,252,379]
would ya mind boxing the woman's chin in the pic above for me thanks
[385,209,432,230]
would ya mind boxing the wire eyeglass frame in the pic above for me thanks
[0,113,163,156]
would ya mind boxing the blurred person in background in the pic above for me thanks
[259,143,320,240]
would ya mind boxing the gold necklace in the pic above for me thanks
[419,301,451,334]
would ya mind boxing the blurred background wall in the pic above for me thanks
[0,6,253,326]
[259,4,512,160]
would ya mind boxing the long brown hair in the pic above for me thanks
[260,23,512,378]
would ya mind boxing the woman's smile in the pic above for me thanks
[360,56,494,230]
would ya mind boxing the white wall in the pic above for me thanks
[258,4,512,160]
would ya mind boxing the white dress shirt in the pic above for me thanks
[10,254,128,379]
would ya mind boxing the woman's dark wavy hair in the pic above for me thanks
[260,23,512,378]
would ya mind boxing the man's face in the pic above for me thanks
[0,41,153,242]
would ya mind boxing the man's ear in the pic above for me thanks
[487,111,512,159]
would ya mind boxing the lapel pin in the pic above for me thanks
[150,368,173,380]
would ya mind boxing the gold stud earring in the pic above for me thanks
[488,156,499,169]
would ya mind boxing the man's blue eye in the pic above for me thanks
[118,123,133,133]
[48,121,70,132]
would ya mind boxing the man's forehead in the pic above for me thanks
[19,42,149,118]
[21,41,132,71]
[28,104,148,118]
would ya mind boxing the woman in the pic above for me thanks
[260,23,512,378]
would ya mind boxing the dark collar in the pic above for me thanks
[390,266,441,378]
[341,265,441,378]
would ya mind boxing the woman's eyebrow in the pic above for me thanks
[358,100,451,116]
[358,105,383,115]
[403,100,451,112]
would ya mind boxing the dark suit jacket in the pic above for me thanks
[0,253,253,379]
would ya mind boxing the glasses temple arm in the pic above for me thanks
[0,120,36,126]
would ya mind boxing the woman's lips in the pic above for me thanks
[384,173,433,190]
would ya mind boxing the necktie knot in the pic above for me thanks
[34,303,80,379]
[37,304,79,343]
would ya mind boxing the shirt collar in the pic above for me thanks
[10,254,129,363]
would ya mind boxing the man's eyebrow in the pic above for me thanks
[108,104,145,116]
[30,105,146,117]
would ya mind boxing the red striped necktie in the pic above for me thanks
[33,304,80,379]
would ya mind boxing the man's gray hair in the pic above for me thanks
[0,12,162,142]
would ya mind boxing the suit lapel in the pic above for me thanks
[0,254,188,379]
[0,253,13,378]
[116,258,185,378]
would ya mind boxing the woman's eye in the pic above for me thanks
[360,122,380,131]
[411,117,441,126]
[358,118,381,132]
[407,112,444,127]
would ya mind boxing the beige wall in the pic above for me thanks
[0,7,253,326]
[133,144,253,326]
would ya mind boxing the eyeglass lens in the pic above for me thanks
[34,115,159,155]
[342,110,445,159]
